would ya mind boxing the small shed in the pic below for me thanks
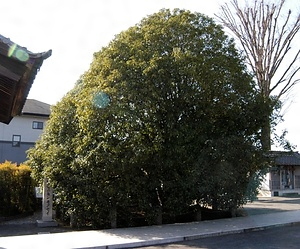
[269,151,300,196]
[0,34,51,124]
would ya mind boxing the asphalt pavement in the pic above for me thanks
[136,223,300,249]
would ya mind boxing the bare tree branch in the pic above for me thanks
[216,0,300,100]
[216,0,300,150]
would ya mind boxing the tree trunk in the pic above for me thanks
[212,198,219,211]
[70,212,78,228]
[195,210,202,221]
[155,206,162,225]
[110,204,117,228]
[230,206,237,217]
[261,116,271,151]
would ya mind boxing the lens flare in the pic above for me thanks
[15,49,29,62]
[93,92,110,108]
[8,44,17,57]
[8,43,29,62]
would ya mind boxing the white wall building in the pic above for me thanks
[0,99,50,164]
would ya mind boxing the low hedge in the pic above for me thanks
[0,161,35,216]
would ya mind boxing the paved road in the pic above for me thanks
[135,224,300,249]
[244,197,300,215]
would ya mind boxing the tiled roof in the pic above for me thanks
[271,151,300,166]
[0,34,51,124]
[22,99,51,117]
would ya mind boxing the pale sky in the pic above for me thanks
[1,0,299,150]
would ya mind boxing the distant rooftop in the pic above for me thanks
[22,99,51,117]
[271,151,300,166]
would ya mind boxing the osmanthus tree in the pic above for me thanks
[27,9,270,228]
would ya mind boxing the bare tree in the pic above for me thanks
[216,0,300,150]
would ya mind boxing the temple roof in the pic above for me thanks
[270,151,300,166]
[0,34,51,124]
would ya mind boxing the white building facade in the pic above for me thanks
[0,99,50,164]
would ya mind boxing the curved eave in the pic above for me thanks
[10,50,52,118]
[0,35,52,124]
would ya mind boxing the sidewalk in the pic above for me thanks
[1,208,300,249]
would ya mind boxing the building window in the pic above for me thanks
[32,121,43,129]
[12,135,21,147]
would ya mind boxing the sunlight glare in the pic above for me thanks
[8,43,29,62]
[93,91,110,109]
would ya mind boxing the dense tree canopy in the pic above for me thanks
[28,9,270,228]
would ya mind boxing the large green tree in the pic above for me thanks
[28,9,269,228]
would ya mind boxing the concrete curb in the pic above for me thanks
[98,220,300,249]
[1,209,300,249]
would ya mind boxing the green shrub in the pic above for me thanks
[0,161,35,216]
